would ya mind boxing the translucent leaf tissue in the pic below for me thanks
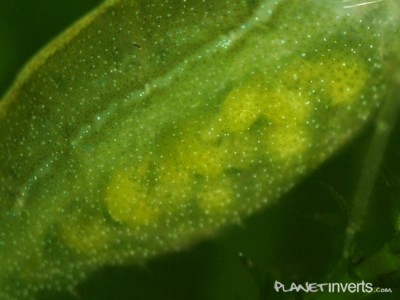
[0,0,398,299]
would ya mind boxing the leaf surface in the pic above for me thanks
[0,0,396,298]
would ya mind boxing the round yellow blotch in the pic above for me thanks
[61,220,111,256]
[220,82,263,133]
[284,57,368,105]
[265,125,310,162]
[176,131,227,177]
[322,60,368,105]
[155,157,193,201]
[104,170,157,226]
[259,90,310,125]
[198,177,233,214]
[220,79,310,134]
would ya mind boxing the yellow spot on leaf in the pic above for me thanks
[284,57,368,105]
[220,77,310,133]
[104,170,157,226]
[198,178,233,214]
[155,157,193,200]
[220,84,263,133]
[323,61,368,105]
[260,90,310,124]
[61,220,111,256]
[265,126,310,162]
[215,75,313,165]
[173,129,227,177]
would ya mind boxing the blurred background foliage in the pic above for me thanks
[0,1,399,299]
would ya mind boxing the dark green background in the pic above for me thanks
[1,1,399,299]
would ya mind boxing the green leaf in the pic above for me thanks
[0,0,398,299]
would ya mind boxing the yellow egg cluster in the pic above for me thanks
[97,55,368,231]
